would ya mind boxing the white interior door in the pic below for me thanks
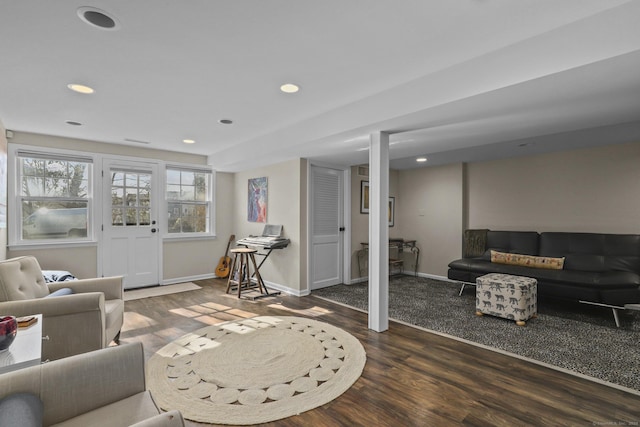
[310,165,344,290]
[102,159,160,289]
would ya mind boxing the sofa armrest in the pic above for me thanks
[129,410,186,427]
[0,292,104,317]
[49,276,124,300]
[0,293,107,360]
[40,343,147,426]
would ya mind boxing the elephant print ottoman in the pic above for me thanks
[475,273,537,326]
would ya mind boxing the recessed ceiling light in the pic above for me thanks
[182,139,195,144]
[218,119,233,125]
[416,157,428,163]
[280,83,300,93]
[65,120,82,126]
[77,7,120,30]
[67,83,94,94]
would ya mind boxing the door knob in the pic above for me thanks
[151,228,157,233]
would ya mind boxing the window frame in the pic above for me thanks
[8,145,97,247]
[163,163,216,239]
[8,144,217,248]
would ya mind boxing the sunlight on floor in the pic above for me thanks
[121,312,158,332]
[267,303,334,318]
[167,302,259,325]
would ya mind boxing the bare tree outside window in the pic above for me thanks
[20,156,91,240]
[167,168,210,234]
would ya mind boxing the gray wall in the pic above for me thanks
[351,140,640,280]
[466,141,640,234]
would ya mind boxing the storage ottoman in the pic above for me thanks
[476,273,537,326]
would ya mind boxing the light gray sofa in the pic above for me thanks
[0,256,124,361]
[0,342,185,427]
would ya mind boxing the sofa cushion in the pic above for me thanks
[491,250,564,270]
[540,232,640,273]
[450,258,640,288]
[0,393,43,427]
[0,256,50,301]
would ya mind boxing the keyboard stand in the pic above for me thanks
[235,243,286,299]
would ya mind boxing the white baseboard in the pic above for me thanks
[262,280,310,297]
[345,272,452,285]
[162,273,215,285]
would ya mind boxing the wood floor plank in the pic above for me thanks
[121,278,640,426]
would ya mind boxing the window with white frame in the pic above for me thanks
[16,151,92,241]
[166,166,213,234]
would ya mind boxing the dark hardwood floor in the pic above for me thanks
[121,278,640,427]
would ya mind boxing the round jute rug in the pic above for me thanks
[146,316,367,425]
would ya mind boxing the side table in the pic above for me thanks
[0,314,42,374]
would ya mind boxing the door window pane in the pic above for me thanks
[111,170,153,227]
[112,208,123,226]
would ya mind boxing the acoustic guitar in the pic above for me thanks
[215,234,235,278]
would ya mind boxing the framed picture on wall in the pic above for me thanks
[389,197,395,227]
[360,181,369,214]
[248,177,267,222]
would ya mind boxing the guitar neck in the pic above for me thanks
[224,235,235,257]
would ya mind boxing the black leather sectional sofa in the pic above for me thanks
[448,230,640,306]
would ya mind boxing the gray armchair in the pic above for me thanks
[0,256,124,361]
[0,342,185,427]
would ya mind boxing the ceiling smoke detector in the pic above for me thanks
[77,7,120,30]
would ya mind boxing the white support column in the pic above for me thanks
[368,132,389,332]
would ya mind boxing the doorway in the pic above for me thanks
[102,159,160,289]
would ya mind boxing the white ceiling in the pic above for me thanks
[1,1,640,172]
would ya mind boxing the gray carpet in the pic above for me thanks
[313,276,640,392]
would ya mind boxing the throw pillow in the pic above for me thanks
[0,393,43,427]
[491,250,565,270]
[45,287,74,298]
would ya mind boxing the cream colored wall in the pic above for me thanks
[349,167,401,280]
[466,141,640,234]
[163,172,235,282]
[6,131,238,283]
[9,246,98,279]
[397,163,463,277]
[232,159,305,293]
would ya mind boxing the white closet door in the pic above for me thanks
[310,165,343,290]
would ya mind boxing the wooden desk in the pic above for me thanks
[357,239,420,277]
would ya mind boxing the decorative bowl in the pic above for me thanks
[0,316,18,352]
